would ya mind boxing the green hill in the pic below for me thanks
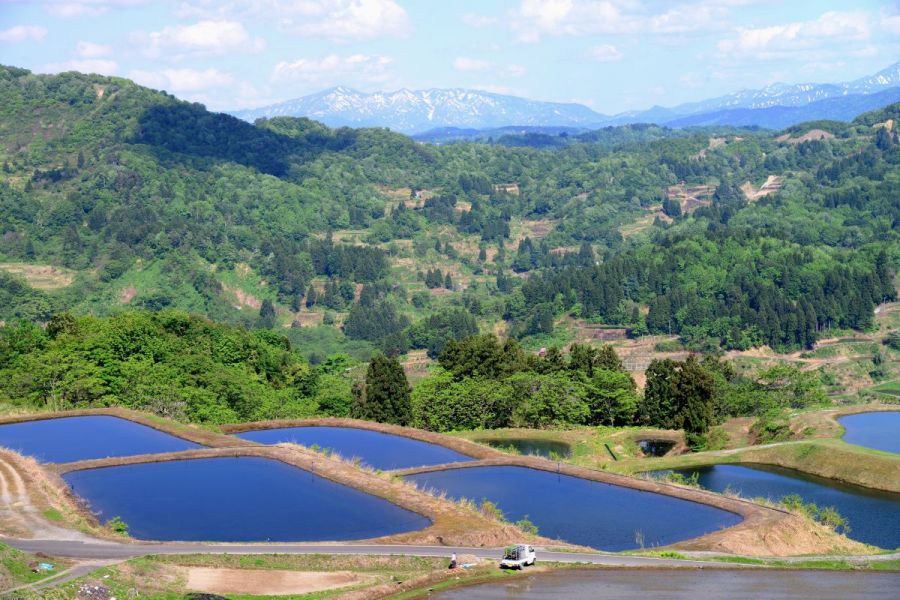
[0,65,897,362]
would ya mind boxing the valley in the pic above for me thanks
[0,60,899,599]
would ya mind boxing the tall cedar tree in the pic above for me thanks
[676,355,716,449]
[638,356,716,449]
[257,299,276,329]
[638,359,679,428]
[352,353,412,425]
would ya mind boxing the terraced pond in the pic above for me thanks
[638,439,676,457]
[235,426,473,470]
[406,466,741,551]
[432,569,900,599]
[665,464,900,549]
[839,411,900,454]
[64,457,430,541]
[477,438,571,459]
[0,416,200,463]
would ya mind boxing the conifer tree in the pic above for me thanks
[257,299,276,329]
[352,354,411,425]
[305,284,317,308]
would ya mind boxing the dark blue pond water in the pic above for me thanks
[64,457,430,541]
[405,466,741,551]
[666,465,900,550]
[235,426,473,470]
[0,416,200,463]
[478,438,572,459]
[839,412,900,454]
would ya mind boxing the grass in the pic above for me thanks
[870,380,900,397]
[451,425,683,470]
[614,437,900,493]
[705,556,900,570]
[0,542,69,589]
[16,554,453,600]
[42,508,63,522]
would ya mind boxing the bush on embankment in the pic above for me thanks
[0,310,352,424]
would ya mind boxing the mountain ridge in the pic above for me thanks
[230,61,900,133]
[231,87,606,133]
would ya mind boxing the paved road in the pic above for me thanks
[5,537,898,565]
[1,537,751,569]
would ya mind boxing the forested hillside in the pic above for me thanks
[0,65,897,367]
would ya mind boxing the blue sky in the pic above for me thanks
[1,0,898,113]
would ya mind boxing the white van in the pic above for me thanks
[499,544,536,569]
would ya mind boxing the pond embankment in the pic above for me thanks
[0,408,252,449]
[395,454,868,556]
[223,417,501,459]
[48,445,542,549]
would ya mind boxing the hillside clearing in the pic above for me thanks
[0,263,75,290]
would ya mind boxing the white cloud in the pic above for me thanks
[650,4,724,34]
[142,20,263,58]
[43,0,150,18]
[452,58,526,78]
[453,57,492,72]
[717,11,871,59]
[590,44,622,62]
[0,25,48,43]
[470,84,523,96]
[74,41,113,58]
[232,81,284,110]
[177,0,411,42]
[272,54,393,84]
[129,68,233,92]
[881,7,900,36]
[462,12,497,28]
[42,59,118,75]
[504,64,527,78]
[510,0,727,42]
[511,0,648,42]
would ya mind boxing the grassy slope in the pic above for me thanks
[0,542,69,591]
[12,554,458,599]
[613,438,900,492]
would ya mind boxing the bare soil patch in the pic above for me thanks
[0,263,75,290]
[742,175,782,201]
[666,184,714,214]
[118,286,137,304]
[775,129,834,144]
[620,211,671,238]
[693,136,727,159]
[517,219,554,240]
[183,567,365,596]
[288,311,324,327]
[220,283,262,310]
[401,349,433,382]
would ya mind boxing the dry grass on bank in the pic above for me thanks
[51,444,548,550]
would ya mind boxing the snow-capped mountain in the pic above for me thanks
[230,87,605,133]
[654,61,900,118]
[229,61,900,133]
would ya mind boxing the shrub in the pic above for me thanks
[750,408,792,443]
[106,516,129,535]
[515,516,539,535]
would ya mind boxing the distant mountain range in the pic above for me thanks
[230,87,600,132]
[230,61,900,134]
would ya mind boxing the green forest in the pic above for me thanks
[0,65,898,439]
